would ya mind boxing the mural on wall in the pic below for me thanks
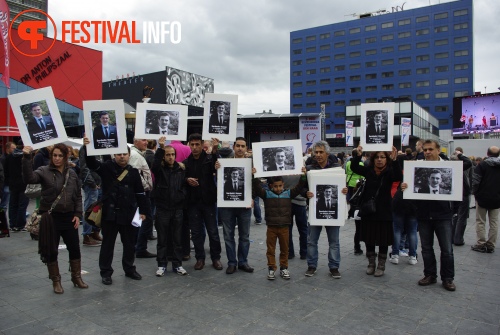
[165,67,214,107]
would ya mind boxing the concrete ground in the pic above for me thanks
[0,199,499,335]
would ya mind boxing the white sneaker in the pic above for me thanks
[267,269,276,280]
[389,254,399,264]
[280,268,291,280]
[408,256,418,265]
[399,249,409,257]
[175,266,188,275]
[156,267,166,277]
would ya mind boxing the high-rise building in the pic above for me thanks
[290,0,473,134]
[7,0,48,36]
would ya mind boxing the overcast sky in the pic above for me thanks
[47,0,498,115]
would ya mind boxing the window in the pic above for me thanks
[435,92,449,98]
[350,87,361,93]
[381,59,394,66]
[349,39,361,46]
[416,67,430,74]
[365,61,377,67]
[365,25,376,31]
[398,19,410,26]
[365,37,377,43]
[293,104,302,109]
[454,23,468,30]
[435,79,449,85]
[435,26,448,33]
[292,82,302,87]
[382,22,393,29]
[416,93,429,99]
[349,27,361,34]
[320,33,330,39]
[416,29,429,36]
[399,69,411,76]
[320,44,330,50]
[306,35,316,41]
[334,77,345,82]
[320,90,331,96]
[292,93,302,98]
[381,71,394,78]
[416,42,429,48]
[416,55,430,61]
[366,86,377,92]
[292,60,302,66]
[319,56,330,61]
[306,80,316,86]
[306,92,316,97]
[306,58,315,64]
[334,30,345,36]
[306,103,316,108]
[350,51,361,58]
[334,65,345,71]
[381,34,393,41]
[292,38,302,44]
[455,91,468,97]
[365,73,377,79]
[454,63,468,70]
[293,49,302,55]
[399,57,411,63]
[398,44,410,51]
[382,46,394,53]
[349,99,361,105]
[416,15,429,23]
[416,80,430,87]
[365,98,378,103]
[455,77,469,84]
[320,78,331,84]
[438,119,449,126]
[365,49,377,55]
[435,52,449,59]
[334,89,345,94]
[455,50,469,56]
[292,71,302,76]
[399,82,411,88]
[435,12,448,19]
[322,102,331,108]
[435,106,448,112]
[454,36,468,43]
[334,100,345,106]
[454,9,468,16]
[349,63,361,69]
[398,32,410,38]
[382,84,394,90]
[306,47,316,52]
[435,39,448,46]
[334,42,345,48]
[334,54,345,60]
[306,69,316,75]
[350,75,361,81]
[435,65,449,72]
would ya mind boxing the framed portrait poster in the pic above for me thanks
[252,139,303,178]
[202,93,238,141]
[307,172,347,226]
[134,103,188,140]
[402,160,463,201]
[83,99,128,156]
[8,87,68,149]
[217,158,252,208]
[360,102,395,152]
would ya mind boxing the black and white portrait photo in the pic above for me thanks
[316,185,338,220]
[223,167,245,201]
[21,100,59,144]
[91,110,119,149]
[360,102,394,152]
[262,147,295,172]
[365,110,388,144]
[414,168,452,194]
[146,110,179,135]
[208,101,230,135]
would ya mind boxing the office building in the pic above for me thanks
[7,0,48,36]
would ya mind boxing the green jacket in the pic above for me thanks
[345,160,364,187]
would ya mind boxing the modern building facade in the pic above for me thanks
[7,0,48,36]
[290,0,473,134]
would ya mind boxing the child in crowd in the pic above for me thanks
[252,168,307,280]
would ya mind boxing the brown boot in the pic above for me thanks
[83,235,100,246]
[374,253,387,277]
[366,252,376,275]
[70,259,88,289]
[91,230,102,242]
[47,261,64,294]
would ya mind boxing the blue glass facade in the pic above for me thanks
[290,0,473,133]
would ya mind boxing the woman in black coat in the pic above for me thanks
[350,145,402,277]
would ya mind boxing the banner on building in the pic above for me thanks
[299,116,321,153]
[0,0,10,88]
[401,117,411,147]
[345,120,354,147]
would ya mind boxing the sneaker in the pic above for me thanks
[254,220,262,225]
[399,249,409,257]
[305,266,317,277]
[330,268,341,279]
[156,267,166,277]
[471,244,487,253]
[20,227,28,232]
[408,256,418,265]
[280,268,291,280]
[267,269,276,280]
[389,254,399,264]
[175,266,188,276]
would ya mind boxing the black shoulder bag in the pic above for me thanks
[360,176,384,216]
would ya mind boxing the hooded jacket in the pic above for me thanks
[472,156,500,209]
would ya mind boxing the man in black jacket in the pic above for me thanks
[183,133,222,271]
[151,136,188,276]
[83,137,150,285]
[5,140,28,231]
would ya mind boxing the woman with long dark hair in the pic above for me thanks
[23,143,87,294]
[350,145,402,277]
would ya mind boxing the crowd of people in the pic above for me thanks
[0,136,498,294]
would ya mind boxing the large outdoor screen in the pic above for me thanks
[452,93,500,135]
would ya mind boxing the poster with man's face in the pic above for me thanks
[135,103,188,140]
[90,110,119,150]
[223,167,245,201]
[202,93,238,141]
[217,158,252,207]
[308,173,347,226]
[252,140,303,178]
[316,185,338,220]
[360,102,395,152]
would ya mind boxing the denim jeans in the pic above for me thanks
[418,219,454,281]
[135,193,153,254]
[8,188,29,229]
[253,197,262,222]
[187,202,221,261]
[392,212,418,257]
[219,207,251,267]
[307,224,340,269]
[452,195,470,245]
[0,185,10,210]
[288,204,308,258]
[82,185,99,236]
